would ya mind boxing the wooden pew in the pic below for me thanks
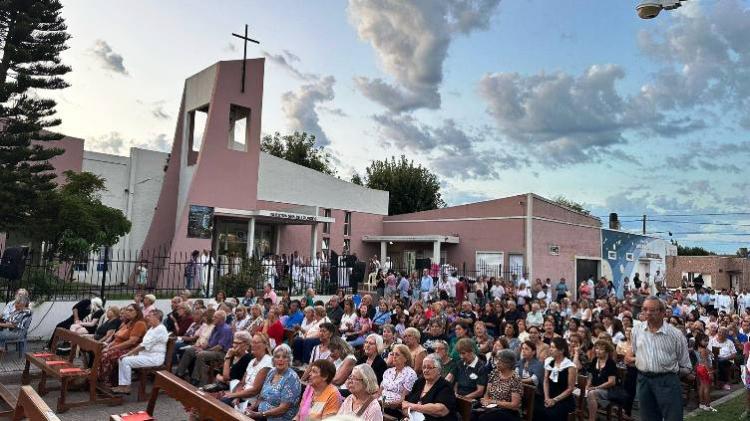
[0,383,17,418]
[146,370,252,421]
[521,383,536,421]
[136,336,177,401]
[456,396,473,421]
[21,327,120,413]
[569,374,588,421]
[11,386,61,421]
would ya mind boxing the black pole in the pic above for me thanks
[100,246,109,300]
[241,24,247,93]
[206,251,214,299]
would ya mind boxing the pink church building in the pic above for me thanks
[6,59,676,294]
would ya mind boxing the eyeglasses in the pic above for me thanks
[346,376,364,383]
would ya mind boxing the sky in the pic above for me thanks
[47,0,750,254]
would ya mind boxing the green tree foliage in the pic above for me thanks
[350,172,363,185]
[552,195,591,215]
[29,170,131,260]
[737,248,749,258]
[671,241,716,256]
[361,155,445,216]
[261,131,336,176]
[0,0,71,232]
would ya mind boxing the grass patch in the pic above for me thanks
[690,391,748,420]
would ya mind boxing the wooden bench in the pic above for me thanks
[136,336,177,401]
[521,383,536,421]
[456,396,472,421]
[21,327,120,413]
[146,370,252,421]
[569,374,589,421]
[0,383,17,419]
[11,386,61,421]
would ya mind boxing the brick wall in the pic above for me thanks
[666,255,750,290]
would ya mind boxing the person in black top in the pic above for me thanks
[422,320,448,353]
[357,333,388,383]
[209,330,253,392]
[586,341,617,421]
[48,298,93,348]
[402,354,456,421]
[94,306,122,341]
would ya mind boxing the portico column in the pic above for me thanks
[246,217,256,258]
[310,223,318,258]
[433,240,441,265]
[380,241,387,263]
[274,225,281,255]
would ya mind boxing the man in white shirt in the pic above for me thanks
[737,289,750,315]
[518,273,530,290]
[716,290,733,315]
[113,310,169,394]
[490,280,505,300]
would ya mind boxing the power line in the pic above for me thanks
[597,212,750,218]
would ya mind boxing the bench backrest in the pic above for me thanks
[163,336,177,371]
[147,370,252,421]
[50,327,104,369]
[522,383,536,421]
[12,386,60,421]
[455,396,472,421]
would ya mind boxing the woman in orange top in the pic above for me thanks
[295,359,341,421]
[98,303,147,387]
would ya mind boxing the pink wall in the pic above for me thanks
[531,219,601,290]
[384,194,527,221]
[532,195,601,227]
[37,135,84,181]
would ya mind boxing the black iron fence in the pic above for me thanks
[0,247,526,303]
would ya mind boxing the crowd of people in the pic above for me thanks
[4,262,750,421]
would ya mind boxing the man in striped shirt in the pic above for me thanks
[626,296,691,421]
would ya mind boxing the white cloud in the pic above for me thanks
[281,76,336,146]
[348,0,500,113]
[90,40,128,75]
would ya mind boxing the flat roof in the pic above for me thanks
[362,235,459,244]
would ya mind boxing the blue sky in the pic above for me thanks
[49,0,750,253]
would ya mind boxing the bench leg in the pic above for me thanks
[38,372,48,396]
[138,371,148,401]
[21,360,30,385]
[57,377,68,413]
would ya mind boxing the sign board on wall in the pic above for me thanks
[188,205,214,238]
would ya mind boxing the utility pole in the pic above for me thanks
[642,214,647,235]
[231,24,260,93]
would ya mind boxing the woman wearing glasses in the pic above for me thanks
[245,344,301,421]
[380,344,418,418]
[401,354,455,421]
[338,364,383,421]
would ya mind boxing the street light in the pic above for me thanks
[636,0,686,19]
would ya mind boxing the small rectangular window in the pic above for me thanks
[548,244,560,256]
[187,106,209,165]
[344,211,352,236]
[625,253,634,261]
[321,237,330,259]
[343,239,351,254]
[228,104,250,151]
[608,250,617,260]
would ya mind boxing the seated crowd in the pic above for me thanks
[6,268,750,420]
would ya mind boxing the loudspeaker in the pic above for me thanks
[0,247,28,280]
[415,258,431,272]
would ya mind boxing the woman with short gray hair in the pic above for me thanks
[401,352,455,421]
[337,364,383,421]
[358,333,388,383]
[245,343,300,420]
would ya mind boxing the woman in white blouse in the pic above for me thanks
[223,333,273,413]
[338,364,383,421]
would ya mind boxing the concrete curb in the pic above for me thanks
[684,387,746,418]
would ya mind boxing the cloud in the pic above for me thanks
[151,105,169,120]
[224,42,237,52]
[664,140,748,174]
[478,64,638,165]
[636,0,750,128]
[135,134,171,152]
[372,114,526,180]
[89,132,126,155]
[348,0,500,113]
[263,49,315,81]
[281,76,336,146]
[318,106,348,117]
[90,40,128,75]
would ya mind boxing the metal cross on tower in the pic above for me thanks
[231,24,260,93]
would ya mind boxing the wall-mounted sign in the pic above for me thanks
[188,205,214,238]
[645,253,661,259]
[548,244,560,256]
[268,211,318,222]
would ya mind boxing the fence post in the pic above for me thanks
[100,245,109,300]
[206,251,214,299]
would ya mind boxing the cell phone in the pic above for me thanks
[485,403,497,408]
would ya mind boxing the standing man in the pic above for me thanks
[420,269,434,302]
[626,296,691,421]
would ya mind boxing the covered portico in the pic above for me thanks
[362,234,460,266]
[214,207,335,258]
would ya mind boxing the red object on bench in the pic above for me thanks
[59,368,84,374]
[117,411,155,421]
[32,353,54,358]
[45,361,67,366]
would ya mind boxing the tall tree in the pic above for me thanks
[0,0,71,233]
[261,131,336,176]
[552,195,591,215]
[29,170,131,260]
[361,155,445,215]
[671,241,716,256]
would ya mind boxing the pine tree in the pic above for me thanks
[0,0,71,232]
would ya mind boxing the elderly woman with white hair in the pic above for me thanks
[70,297,105,335]
[142,294,157,316]
[401,354,455,421]
[337,364,383,421]
[357,333,388,383]
[1,288,29,320]
[245,344,301,421]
